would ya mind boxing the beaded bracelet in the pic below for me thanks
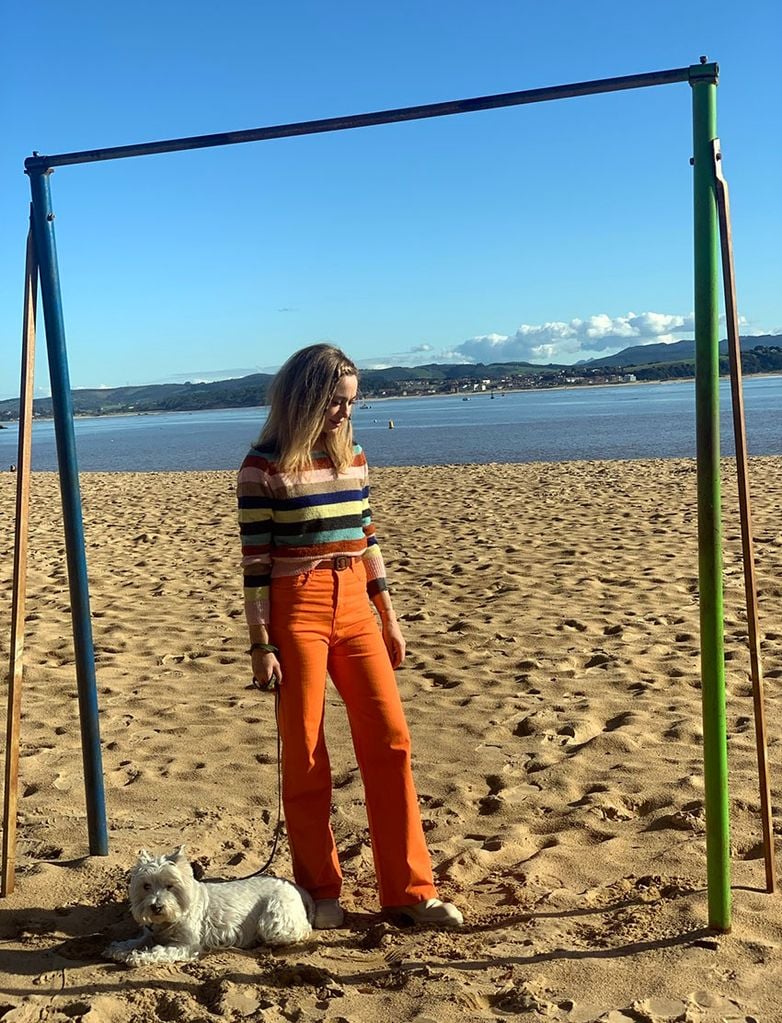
[247,642,279,655]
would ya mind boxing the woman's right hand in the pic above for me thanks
[251,650,283,691]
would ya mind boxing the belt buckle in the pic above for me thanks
[333,555,350,571]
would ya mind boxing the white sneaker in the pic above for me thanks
[388,898,464,927]
[313,898,345,929]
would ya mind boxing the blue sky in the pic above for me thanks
[2,2,780,399]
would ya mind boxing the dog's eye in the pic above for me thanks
[165,884,174,890]
[143,883,152,891]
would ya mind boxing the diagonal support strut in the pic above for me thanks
[712,138,776,894]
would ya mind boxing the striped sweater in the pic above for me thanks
[237,443,387,626]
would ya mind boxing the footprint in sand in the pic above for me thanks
[334,768,359,789]
[447,618,477,633]
[569,783,610,807]
[627,680,652,696]
[478,774,507,815]
[584,652,613,669]
[418,794,445,809]
[561,618,588,632]
[735,840,765,861]
[400,610,429,622]
[513,716,536,737]
[603,710,637,732]
[593,804,633,823]
[109,763,141,787]
[478,797,504,816]
[423,670,460,689]
[524,753,559,775]
[646,809,705,834]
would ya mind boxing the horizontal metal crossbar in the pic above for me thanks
[25,65,698,172]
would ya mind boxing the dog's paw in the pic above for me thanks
[124,945,200,966]
[103,940,135,963]
[125,949,156,967]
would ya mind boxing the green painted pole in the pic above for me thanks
[690,59,731,932]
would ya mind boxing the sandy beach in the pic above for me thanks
[1,458,782,1022]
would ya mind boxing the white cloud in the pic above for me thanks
[158,367,264,384]
[358,346,467,370]
[732,315,773,336]
[362,311,781,371]
[456,311,697,364]
[358,311,709,370]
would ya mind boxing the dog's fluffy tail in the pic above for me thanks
[257,882,313,946]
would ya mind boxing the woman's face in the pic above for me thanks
[321,373,358,436]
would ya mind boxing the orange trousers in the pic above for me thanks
[269,558,437,907]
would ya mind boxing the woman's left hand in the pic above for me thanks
[382,616,406,668]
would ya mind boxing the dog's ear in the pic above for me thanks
[167,845,188,864]
[137,849,154,863]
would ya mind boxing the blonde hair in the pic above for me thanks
[258,344,359,474]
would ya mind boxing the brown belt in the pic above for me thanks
[312,555,353,571]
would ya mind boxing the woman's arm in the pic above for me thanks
[379,608,406,669]
[358,452,405,667]
[237,456,282,687]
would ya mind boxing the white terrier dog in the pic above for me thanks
[104,846,314,965]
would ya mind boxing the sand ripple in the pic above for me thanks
[1,458,781,1021]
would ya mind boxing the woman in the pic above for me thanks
[237,343,462,930]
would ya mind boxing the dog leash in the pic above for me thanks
[246,686,283,877]
[210,687,283,883]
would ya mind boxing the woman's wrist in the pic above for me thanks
[247,641,278,655]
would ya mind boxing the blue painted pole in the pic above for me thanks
[27,167,108,856]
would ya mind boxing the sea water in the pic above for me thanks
[0,376,780,472]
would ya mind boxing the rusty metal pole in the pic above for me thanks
[2,218,38,896]
[713,138,775,893]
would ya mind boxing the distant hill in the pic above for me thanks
[582,334,781,368]
[0,361,553,420]
[360,361,539,382]
[0,373,276,420]
[1,335,780,420]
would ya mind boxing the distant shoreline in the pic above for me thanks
[1,370,781,425]
[3,372,781,472]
